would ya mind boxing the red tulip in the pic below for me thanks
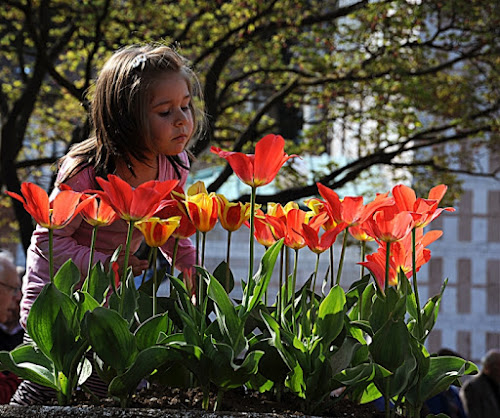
[80,195,119,227]
[392,184,455,228]
[302,222,347,254]
[210,134,298,188]
[94,174,178,222]
[317,183,393,227]
[362,205,415,243]
[6,182,91,229]
[265,208,324,251]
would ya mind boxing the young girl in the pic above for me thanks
[11,43,205,405]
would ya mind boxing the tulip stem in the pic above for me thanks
[120,220,135,315]
[198,232,207,307]
[411,228,423,336]
[84,225,98,291]
[152,246,158,316]
[329,246,334,289]
[248,186,256,282]
[360,241,366,280]
[310,253,320,312]
[359,241,366,320]
[140,247,153,287]
[277,246,284,324]
[170,238,179,297]
[336,229,348,286]
[384,241,391,295]
[49,228,54,282]
[291,249,299,333]
[226,230,232,293]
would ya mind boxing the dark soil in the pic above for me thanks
[63,384,383,417]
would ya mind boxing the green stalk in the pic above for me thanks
[85,225,98,288]
[119,220,135,315]
[360,241,366,280]
[291,249,299,333]
[384,241,391,295]
[335,228,348,286]
[49,228,54,282]
[248,185,256,281]
[411,228,423,336]
[170,238,180,297]
[384,379,391,418]
[310,253,320,312]
[277,246,284,323]
[198,231,207,307]
[226,230,232,293]
[140,246,154,287]
[329,246,334,289]
[151,246,159,316]
[359,241,366,320]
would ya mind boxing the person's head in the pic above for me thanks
[481,349,500,383]
[0,251,21,324]
[86,43,205,178]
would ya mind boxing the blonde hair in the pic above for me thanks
[58,43,205,184]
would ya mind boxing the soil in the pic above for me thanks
[60,384,384,417]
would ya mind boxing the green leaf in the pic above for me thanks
[416,356,478,402]
[205,269,245,354]
[313,285,346,345]
[87,262,111,304]
[370,318,410,372]
[109,346,181,397]
[212,260,234,293]
[242,239,283,316]
[53,260,80,296]
[26,283,78,369]
[135,313,173,351]
[0,345,57,389]
[82,307,138,373]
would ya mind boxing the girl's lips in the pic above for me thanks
[173,135,187,142]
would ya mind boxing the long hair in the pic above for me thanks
[57,43,205,185]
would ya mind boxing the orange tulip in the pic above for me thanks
[135,216,181,247]
[359,228,442,292]
[184,192,218,233]
[80,195,119,227]
[392,184,455,228]
[217,194,252,232]
[210,134,298,188]
[362,205,415,243]
[301,222,347,254]
[265,208,323,251]
[349,223,375,242]
[94,174,178,222]
[317,183,393,227]
[6,182,91,229]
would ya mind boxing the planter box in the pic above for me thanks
[0,405,319,418]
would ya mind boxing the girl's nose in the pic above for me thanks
[174,109,187,126]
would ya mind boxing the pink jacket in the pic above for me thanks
[20,152,196,328]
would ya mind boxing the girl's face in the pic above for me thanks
[148,72,194,157]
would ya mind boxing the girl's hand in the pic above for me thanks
[106,254,149,277]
